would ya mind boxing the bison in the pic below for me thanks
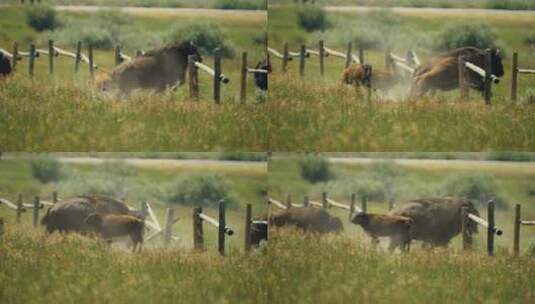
[0,51,12,78]
[389,197,479,248]
[351,212,412,252]
[341,63,402,93]
[41,195,139,234]
[85,213,144,252]
[254,58,271,91]
[96,41,202,94]
[410,47,504,98]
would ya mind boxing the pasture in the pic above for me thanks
[267,5,535,151]
[0,5,269,150]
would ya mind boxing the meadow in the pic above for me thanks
[267,6,535,151]
[2,0,268,9]
[0,5,269,150]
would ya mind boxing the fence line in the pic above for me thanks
[513,204,535,256]
[188,49,230,104]
[461,200,503,256]
[192,200,233,255]
[240,51,269,102]
[511,52,535,103]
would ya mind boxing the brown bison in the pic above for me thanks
[0,51,12,78]
[389,197,479,248]
[41,195,139,234]
[341,63,402,92]
[96,41,202,94]
[410,47,504,98]
[254,58,271,91]
[85,213,144,252]
[351,212,413,252]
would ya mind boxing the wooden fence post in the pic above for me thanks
[459,56,468,100]
[319,40,324,76]
[286,194,292,209]
[114,45,121,66]
[16,193,23,224]
[29,44,35,77]
[188,55,199,99]
[303,195,309,207]
[245,203,252,252]
[193,207,204,251]
[345,42,352,68]
[484,50,492,105]
[388,198,394,211]
[514,204,520,256]
[487,200,495,256]
[361,195,367,213]
[358,46,364,66]
[349,193,356,221]
[322,192,328,208]
[74,41,81,74]
[139,201,148,218]
[282,42,289,72]
[218,200,226,256]
[0,217,3,237]
[52,191,58,204]
[461,206,472,250]
[88,44,94,81]
[12,42,18,70]
[213,48,222,104]
[511,52,518,104]
[240,51,247,103]
[33,196,39,228]
[299,45,306,78]
[164,208,174,246]
[48,39,54,75]
[385,47,392,72]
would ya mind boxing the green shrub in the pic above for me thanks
[214,0,267,10]
[51,25,116,49]
[296,5,331,32]
[299,154,333,184]
[525,33,535,46]
[31,156,61,184]
[219,152,267,162]
[434,22,499,51]
[522,88,535,105]
[486,0,535,10]
[440,173,508,209]
[25,5,61,32]
[165,22,235,57]
[160,173,238,208]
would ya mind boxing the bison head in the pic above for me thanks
[350,212,368,226]
[177,41,202,63]
[490,48,504,78]
[84,213,103,230]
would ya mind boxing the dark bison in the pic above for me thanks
[85,213,144,252]
[250,207,343,246]
[351,212,413,252]
[389,197,479,248]
[410,47,504,97]
[41,195,138,234]
[96,41,202,94]
[253,58,271,91]
[341,63,402,92]
[0,51,12,78]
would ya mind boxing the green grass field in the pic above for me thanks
[0,6,268,150]
[2,0,268,9]
[267,6,535,150]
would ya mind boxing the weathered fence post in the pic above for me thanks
[388,198,394,211]
[48,39,54,75]
[303,195,309,207]
[358,46,364,66]
[16,193,23,224]
[484,50,492,105]
[240,51,247,102]
[33,196,39,228]
[29,44,35,77]
[114,45,121,66]
[88,44,94,81]
[511,52,518,104]
[164,208,174,246]
[322,192,328,208]
[461,206,472,250]
[345,42,352,68]
[0,217,3,237]
[74,41,81,74]
[286,194,292,209]
[487,200,495,256]
[213,48,222,104]
[299,44,305,78]
[514,203,520,256]
[385,47,392,72]
[282,42,289,72]
[12,42,18,70]
[218,200,226,256]
[188,55,199,99]
[245,203,252,252]
[361,195,367,213]
[459,56,468,100]
[319,40,324,76]
[52,191,58,204]
[193,207,204,251]
[139,201,148,218]
[349,193,356,221]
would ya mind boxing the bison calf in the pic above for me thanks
[351,212,412,252]
[341,64,402,93]
[85,213,144,252]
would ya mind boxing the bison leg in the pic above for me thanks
[130,231,143,253]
